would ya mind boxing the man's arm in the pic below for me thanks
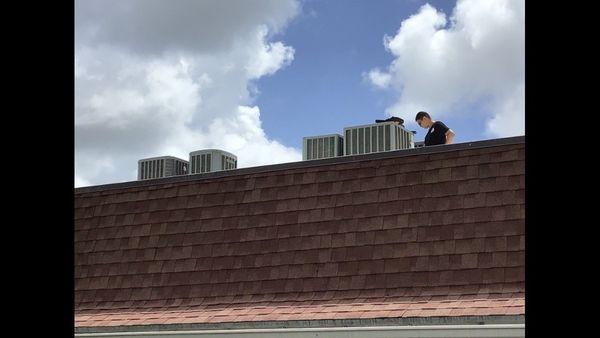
[445,129,455,144]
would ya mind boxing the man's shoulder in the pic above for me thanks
[433,121,449,130]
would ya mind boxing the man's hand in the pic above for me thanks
[445,129,455,144]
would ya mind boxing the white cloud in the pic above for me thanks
[75,0,302,187]
[367,0,524,137]
[484,83,524,137]
[206,106,300,167]
[366,68,391,89]
[74,175,92,188]
[246,26,295,79]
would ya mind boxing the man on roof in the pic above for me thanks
[415,111,455,146]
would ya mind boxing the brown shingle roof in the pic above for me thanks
[75,137,525,330]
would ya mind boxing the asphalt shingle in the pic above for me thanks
[75,137,525,328]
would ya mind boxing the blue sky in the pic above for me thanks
[75,0,524,186]
[256,0,488,148]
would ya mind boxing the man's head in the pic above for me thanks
[415,111,433,129]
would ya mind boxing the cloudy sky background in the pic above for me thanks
[75,0,524,187]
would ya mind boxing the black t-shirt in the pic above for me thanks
[424,121,450,146]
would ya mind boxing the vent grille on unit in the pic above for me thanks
[343,122,414,156]
[137,157,188,180]
[189,149,238,174]
[303,134,344,161]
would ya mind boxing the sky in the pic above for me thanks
[75,0,524,187]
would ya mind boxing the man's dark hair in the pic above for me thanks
[415,111,430,121]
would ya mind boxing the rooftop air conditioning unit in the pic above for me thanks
[189,149,238,174]
[137,156,188,180]
[302,134,344,161]
[343,121,414,156]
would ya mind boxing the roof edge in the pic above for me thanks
[75,135,524,194]
[75,315,525,333]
